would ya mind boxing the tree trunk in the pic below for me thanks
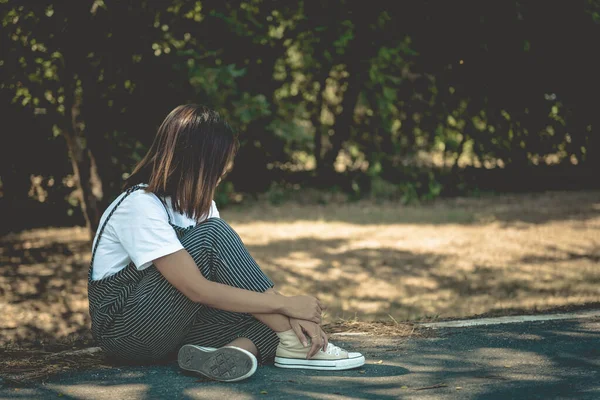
[318,10,379,179]
[583,107,600,168]
[452,126,471,173]
[81,72,121,210]
[319,58,366,178]
[59,4,104,238]
[62,74,103,238]
[311,69,330,172]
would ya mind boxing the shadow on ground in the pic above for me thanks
[1,318,598,399]
[0,228,92,346]
[246,236,600,321]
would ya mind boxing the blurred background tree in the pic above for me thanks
[1,0,599,236]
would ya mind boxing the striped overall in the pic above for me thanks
[88,186,279,364]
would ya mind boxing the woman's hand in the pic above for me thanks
[289,318,329,359]
[281,295,325,324]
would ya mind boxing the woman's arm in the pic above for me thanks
[153,249,323,322]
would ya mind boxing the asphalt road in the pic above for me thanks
[1,316,599,399]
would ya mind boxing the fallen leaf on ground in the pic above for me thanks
[456,387,463,390]
[358,370,366,374]
[260,390,268,394]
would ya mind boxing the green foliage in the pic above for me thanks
[399,183,420,205]
[370,170,443,204]
[2,0,599,230]
[267,183,287,206]
[370,177,402,201]
[214,181,237,208]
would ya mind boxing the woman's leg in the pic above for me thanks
[182,309,282,363]
[179,219,292,362]
[182,287,290,362]
[122,218,288,362]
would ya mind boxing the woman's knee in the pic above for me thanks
[200,217,231,230]
[194,217,236,240]
[181,218,235,248]
[180,217,271,287]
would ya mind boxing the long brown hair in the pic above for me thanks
[125,104,238,220]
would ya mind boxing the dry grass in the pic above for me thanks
[0,346,108,385]
[1,190,599,350]
[323,319,422,337]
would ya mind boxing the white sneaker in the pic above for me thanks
[178,344,257,382]
[274,330,365,370]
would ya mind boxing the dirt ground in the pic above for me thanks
[1,190,599,347]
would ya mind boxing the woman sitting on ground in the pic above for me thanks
[88,104,364,382]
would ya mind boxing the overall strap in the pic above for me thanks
[90,185,144,269]
[156,194,173,225]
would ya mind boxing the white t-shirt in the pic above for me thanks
[91,185,219,280]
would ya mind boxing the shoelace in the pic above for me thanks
[322,342,346,356]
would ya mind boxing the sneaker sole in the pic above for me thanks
[274,355,365,370]
[178,345,257,382]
